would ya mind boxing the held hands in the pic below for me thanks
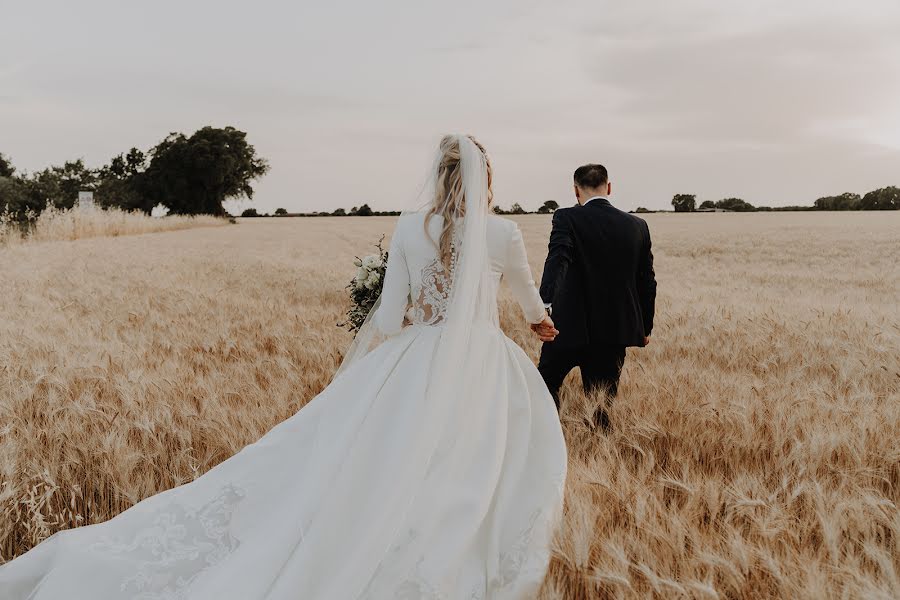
[530,314,559,342]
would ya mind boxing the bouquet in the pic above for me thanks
[341,236,388,334]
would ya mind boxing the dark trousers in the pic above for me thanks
[538,343,626,430]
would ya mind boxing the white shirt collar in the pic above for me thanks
[585,195,608,205]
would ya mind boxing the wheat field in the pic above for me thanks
[1,213,898,599]
[0,205,228,247]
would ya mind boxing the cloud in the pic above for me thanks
[2,0,899,211]
[586,21,900,149]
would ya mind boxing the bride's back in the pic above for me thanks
[375,211,543,331]
[371,134,544,335]
[396,211,516,279]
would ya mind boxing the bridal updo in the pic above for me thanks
[425,134,494,268]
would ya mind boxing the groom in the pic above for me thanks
[534,164,657,431]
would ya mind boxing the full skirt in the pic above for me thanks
[0,324,568,599]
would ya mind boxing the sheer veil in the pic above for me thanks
[334,134,496,378]
[300,134,503,595]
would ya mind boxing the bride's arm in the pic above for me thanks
[373,227,410,335]
[503,222,547,324]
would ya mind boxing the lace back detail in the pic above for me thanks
[408,228,462,326]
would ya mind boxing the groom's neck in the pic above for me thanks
[577,188,608,206]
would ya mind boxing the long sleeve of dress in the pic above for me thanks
[374,228,410,336]
[504,223,547,324]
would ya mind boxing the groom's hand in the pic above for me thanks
[530,315,559,342]
[643,336,651,346]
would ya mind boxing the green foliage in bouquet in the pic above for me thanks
[341,235,389,334]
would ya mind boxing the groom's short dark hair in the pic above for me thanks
[574,164,608,189]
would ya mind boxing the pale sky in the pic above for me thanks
[2,0,899,213]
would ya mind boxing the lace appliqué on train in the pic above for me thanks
[492,508,547,589]
[408,229,462,326]
[89,483,246,600]
[388,508,552,599]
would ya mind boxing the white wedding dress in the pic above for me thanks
[0,139,567,600]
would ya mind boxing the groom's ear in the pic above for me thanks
[574,185,581,201]
[607,182,612,196]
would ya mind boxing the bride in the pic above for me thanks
[0,134,568,599]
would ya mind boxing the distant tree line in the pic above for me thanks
[259,199,562,218]
[671,187,899,213]
[241,203,402,218]
[0,126,269,222]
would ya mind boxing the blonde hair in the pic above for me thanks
[424,135,493,268]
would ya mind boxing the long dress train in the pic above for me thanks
[0,207,568,600]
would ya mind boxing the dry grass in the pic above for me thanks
[1,213,898,599]
[0,205,228,246]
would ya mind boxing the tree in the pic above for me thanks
[0,153,14,178]
[671,194,696,212]
[635,207,651,213]
[537,200,559,214]
[332,208,347,216]
[95,148,154,214]
[144,126,269,216]
[859,186,900,210]
[698,200,716,210]
[274,208,288,216]
[0,159,96,218]
[241,208,259,217]
[27,160,96,210]
[814,192,861,211]
[0,176,30,217]
[0,151,24,216]
[508,203,527,215]
[351,203,373,216]
[715,197,756,212]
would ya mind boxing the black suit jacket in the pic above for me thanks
[539,198,656,349]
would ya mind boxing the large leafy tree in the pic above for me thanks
[349,204,373,216]
[95,148,155,214]
[0,176,31,217]
[859,186,900,210]
[144,126,269,216]
[538,200,559,214]
[715,197,756,212]
[814,192,861,211]
[671,194,696,212]
[0,152,15,178]
[0,153,23,216]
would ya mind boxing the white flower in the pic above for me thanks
[355,266,368,285]
[365,270,381,289]
[362,254,382,269]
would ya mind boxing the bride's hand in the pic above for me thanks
[530,315,558,342]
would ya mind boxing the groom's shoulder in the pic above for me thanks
[608,205,647,226]
[626,211,650,229]
[621,211,651,237]
[552,205,577,224]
